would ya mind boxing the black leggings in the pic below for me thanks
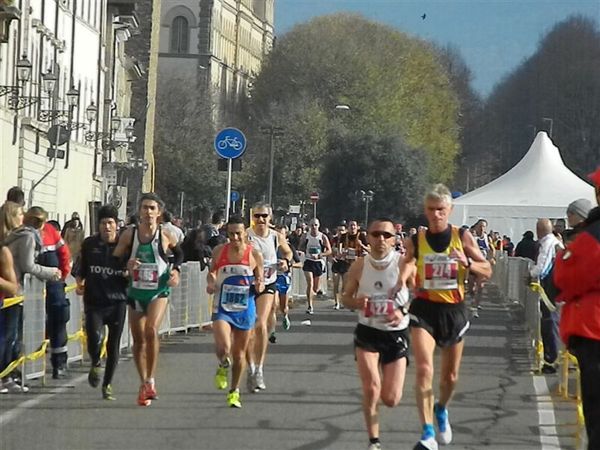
[84,303,127,386]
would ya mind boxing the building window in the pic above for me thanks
[170,16,189,54]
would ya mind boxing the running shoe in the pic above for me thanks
[333,303,340,310]
[88,366,101,388]
[470,307,479,318]
[145,381,158,400]
[269,331,277,344]
[255,371,266,390]
[137,384,151,407]
[227,390,242,408]
[0,383,7,394]
[215,366,229,390]
[434,403,452,445]
[246,371,257,393]
[102,384,116,401]
[317,290,324,296]
[282,315,291,330]
[413,437,438,450]
[4,379,29,393]
[367,443,382,450]
[306,306,314,315]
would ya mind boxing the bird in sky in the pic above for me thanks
[421,13,427,20]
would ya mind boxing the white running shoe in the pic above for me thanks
[255,371,266,390]
[367,443,382,450]
[434,402,453,445]
[413,437,438,450]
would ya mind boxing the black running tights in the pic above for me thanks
[84,303,126,386]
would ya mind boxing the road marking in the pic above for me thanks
[533,375,562,450]
[0,373,87,426]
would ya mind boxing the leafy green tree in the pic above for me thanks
[319,133,429,226]
[248,13,462,210]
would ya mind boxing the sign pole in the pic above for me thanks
[313,201,317,219]
[225,158,233,222]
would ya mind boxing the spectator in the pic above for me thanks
[162,210,184,244]
[39,216,72,379]
[2,204,61,392]
[503,236,515,256]
[554,168,600,449]
[0,242,19,394]
[181,211,225,270]
[530,218,563,374]
[563,198,592,244]
[62,212,84,258]
[514,231,537,261]
[5,186,25,207]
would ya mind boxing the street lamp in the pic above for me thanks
[16,56,32,83]
[85,102,98,123]
[125,124,135,141]
[66,87,79,107]
[359,189,374,226]
[259,125,284,206]
[42,70,57,95]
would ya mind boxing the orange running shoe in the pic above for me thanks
[145,381,158,400]
[137,384,151,407]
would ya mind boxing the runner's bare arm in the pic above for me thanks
[322,235,333,257]
[0,247,18,297]
[251,248,265,293]
[113,226,136,271]
[341,258,368,310]
[206,244,224,294]
[277,231,293,270]
[453,230,492,279]
[398,238,417,288]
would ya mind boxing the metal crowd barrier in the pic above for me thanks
[492,254,585,445]
[0,262,214,383]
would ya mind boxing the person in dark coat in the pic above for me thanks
[514,230,537,261]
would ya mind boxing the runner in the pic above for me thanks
[397,184,491,450]
[271,224,301,338]
[246,203,293,392]
[331,223,350,310]
[299,218,332,314]
[469,219,495,317]
[342,217,411,450]
[207,215,264,408]
[113,193,182,406]
[75,205,128,400]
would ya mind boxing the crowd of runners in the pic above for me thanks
[1,174,600,450]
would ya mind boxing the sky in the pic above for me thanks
[274,0,600,97]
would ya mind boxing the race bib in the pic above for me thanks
[308,246,321,260]
[264,264,277,279]
[423,254,458,290]
[220,284,250,312]
[346,248,357,260]
[364,294,394,318]
[132,263,159,290]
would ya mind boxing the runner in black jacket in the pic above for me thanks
[74,205,128,400]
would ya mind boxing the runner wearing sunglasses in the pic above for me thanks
[342,217,410,450]
[246,203,293,392]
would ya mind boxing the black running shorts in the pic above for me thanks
[353,323,410,365]
[331,260,351,274]
[253,282,277,299]
[303,259,325,277]
[409,297,470,347]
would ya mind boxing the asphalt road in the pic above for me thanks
[0,287,580,450]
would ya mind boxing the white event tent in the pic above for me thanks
[450,131,596,240]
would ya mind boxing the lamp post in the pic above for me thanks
[360,189,374,226]
[259,125,284,206]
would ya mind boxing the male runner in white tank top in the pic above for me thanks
[343,217,410,450]
[246,203,292,392]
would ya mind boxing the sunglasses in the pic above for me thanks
[369,231,394,239]
[253,213,269,219]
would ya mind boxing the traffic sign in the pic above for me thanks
[231,190,240,202]
[214,127,247,159]
[310,192,319,203]
[47,124,70,147]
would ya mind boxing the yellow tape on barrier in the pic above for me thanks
[0,339,49,379]
[1,295,24,309]
[529,282,556,312]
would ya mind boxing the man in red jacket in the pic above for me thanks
[554,167,600,450]
[39,221,72,379]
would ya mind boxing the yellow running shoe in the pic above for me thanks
[215,366,228,390]
[227,390,242,408]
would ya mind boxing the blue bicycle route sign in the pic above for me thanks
[231,190,240,202]
[214,128,247,159]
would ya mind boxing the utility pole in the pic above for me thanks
[259,125,284,206]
